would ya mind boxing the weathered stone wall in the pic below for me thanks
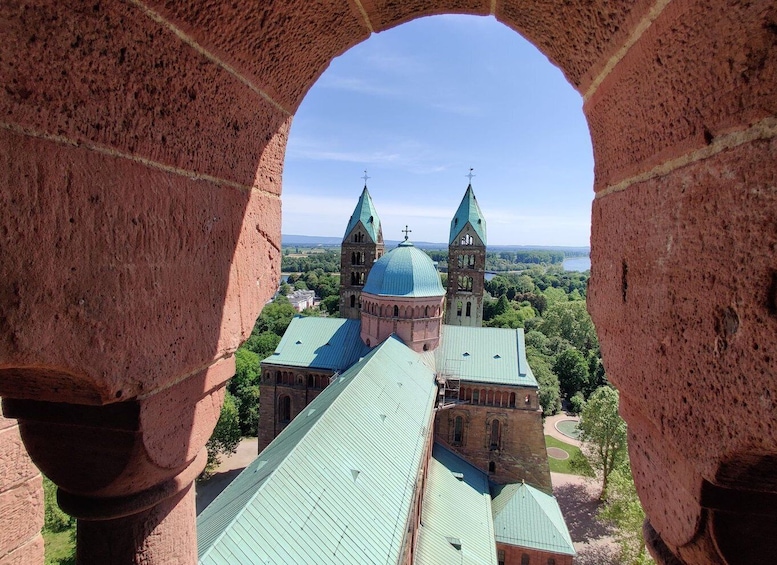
[497,543,574,565]
[435,402,551,491]
[0,414,43,565]
[257,364,332,451]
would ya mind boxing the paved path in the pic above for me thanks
[544,412,582,447]
[196,438,258,515]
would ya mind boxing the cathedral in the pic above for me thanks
[197,183,575,565]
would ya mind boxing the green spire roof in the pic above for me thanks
[449,185,487,245]
[362,241,445,298]
[343,186,382,243]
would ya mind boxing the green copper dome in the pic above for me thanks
[363,241,445,298]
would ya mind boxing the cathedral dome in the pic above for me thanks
[362,241,445,298]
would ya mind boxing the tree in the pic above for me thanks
[244,331,281,360]
[553,348,591,399]
[253,295,297,336]
[204,391,242,477]
[229,348,261,435]
[578,386,628,499]
[321,294,340,315]
[527,352,561,416]
[598,460,652,564]
[541,300,598,355]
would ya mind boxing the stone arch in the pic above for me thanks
[0,2,774,563]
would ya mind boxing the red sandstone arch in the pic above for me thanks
[1,1,775,563]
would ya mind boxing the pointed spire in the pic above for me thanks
[343,185,383,243]
[449,182,487,245]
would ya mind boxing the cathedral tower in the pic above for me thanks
[340,184,384,318]
[445,183,486,327]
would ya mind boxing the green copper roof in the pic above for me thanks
[416,444,498,565]
[260,316,370,371]
[362,241,445,298]
[343,186,382,243]
[491,482,576,556]
[449,185,487,245]
[436,326,538,387]
[198,336,438,565]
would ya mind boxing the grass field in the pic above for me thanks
[545,435,591,475]
[43,529,75,565]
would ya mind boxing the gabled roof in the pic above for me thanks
[261,316,370,371]
[198,336,438,565]
[491,482,576,556]
[343,186,382,243]
[416,444,498,565]
[362,241,445,298]
[436,326,538,387]
[449,185,486,245]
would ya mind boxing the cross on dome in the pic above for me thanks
[466,168,475,183]
[402,225,412,241]
[362,170,370,186]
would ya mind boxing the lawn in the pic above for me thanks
[545,435,592,476]
[43,529,75,565]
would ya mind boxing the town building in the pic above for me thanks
[198,184,575,564]
[285,288,316,312]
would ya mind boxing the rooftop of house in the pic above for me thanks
[491,482,576,556]
[199,336,438,564]
[261,316,370,372]
[416,443,498,565]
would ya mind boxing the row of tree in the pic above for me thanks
[479,266,604,416]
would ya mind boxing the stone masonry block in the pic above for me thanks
[0,534,44,565]
[146,0,370,111]
[0,424,38,492]
[589,137,777,483]
[0,476,43,560]
[586,0,777,188]
[0,130,279,402]
[0,0,287,188]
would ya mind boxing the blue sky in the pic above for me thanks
[282,15,594,246]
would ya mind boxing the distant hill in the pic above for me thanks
[282,234,589,254]
[282,234,342,246]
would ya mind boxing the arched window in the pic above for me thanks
[490,420,501,450]
[525,394,531,406]
[425,305,429,317]
[453,416,463,445]
[489,461,496,474]
[456,301,463,316]
[393,305,399,317]
[275,370,281,383]
[278,395,291,423]
[509,392,516,407]
[351,251,356,265]
[307,375,314,388]
[472,389,480,404]
[350,294,356,308]
[521,555,530,565]
[547,560,556,565]
[465,302,472,317]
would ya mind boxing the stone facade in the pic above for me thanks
[340,223,384,319]
[435,385,551,491]
[360,294,444,352]
[257,364,334,452]
[445,226,486,327]
[497,544,574,565]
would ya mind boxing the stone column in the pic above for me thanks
[2,358,232,565]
